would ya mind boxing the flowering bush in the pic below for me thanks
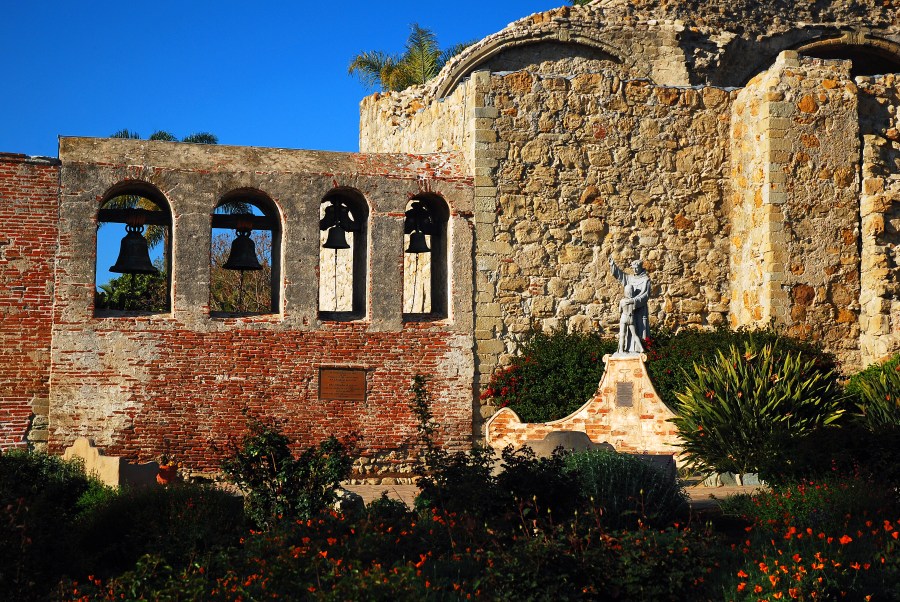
[715,478,900,600]
[479,328,617,423]
[221,418,354,528]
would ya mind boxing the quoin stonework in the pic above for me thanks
[3,0,900,476]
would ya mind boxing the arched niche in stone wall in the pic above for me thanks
[797,35,900,78]
[402,193,450,320]
[435,30,630,99]
[94,181,172,316]
[318,187,369,321]
[728,32,900,87]
[210,188,282,316]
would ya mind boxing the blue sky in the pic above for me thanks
[1,0,563,158]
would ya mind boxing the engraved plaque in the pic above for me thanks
[319,367,367,401]
[615,381,633,407]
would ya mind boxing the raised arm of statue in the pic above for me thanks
[609,257,627,286]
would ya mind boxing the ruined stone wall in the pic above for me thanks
[730,53,862,365]
[858,74,900,364]
[49,138,475,474]
[0,154,58,449]
[472,70,735,422]
[359,80,475,160]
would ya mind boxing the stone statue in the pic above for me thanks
[610,257,651,354]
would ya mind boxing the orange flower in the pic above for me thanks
[738,570,749,578]
[774,593,784,599]
[770,574,779,586]
[754,585,763,593]
[738,583,747,592]
[839,534,853,545]
[792,554,801,563]
[789,588,800,599]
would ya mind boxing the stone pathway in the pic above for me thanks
[345,483,762,510]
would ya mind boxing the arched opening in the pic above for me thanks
[318,188,368,320]
[403,194,449,319]
[210,189,281,316]
[95,182,171,315]
[799,41,900,78]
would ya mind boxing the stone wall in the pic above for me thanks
[0,154,58,449]
[730,53,862,363]
[48,138,475,473]
[359,79,475,161]
[472,70,735,422]
[859,74,900,363]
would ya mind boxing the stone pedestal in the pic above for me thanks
[484,353,681,455]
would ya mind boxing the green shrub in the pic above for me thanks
[645,324,837,411]
[845,352,900,400]
[671,341,844,483]
[851,354,900,432]
[718,475,893,532]
[0,449,107,600]
[74,482,245,578]
[564,449,688,529]
[480,328,617,423]
[221,418,354,528]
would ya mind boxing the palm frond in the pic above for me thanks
[438,40,475,71]
[349,51,401,91]
[403,23,441,86]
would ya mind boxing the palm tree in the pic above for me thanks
[348,24,472,92]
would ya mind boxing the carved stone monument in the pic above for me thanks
[485,259,680,457]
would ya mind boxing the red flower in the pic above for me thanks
[839,534,853,545]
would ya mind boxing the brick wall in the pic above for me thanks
[0,153,59,449]
[49,139,475,475]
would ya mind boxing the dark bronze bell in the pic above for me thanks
[323,226,350,250]
[110,224,159,274]
[406,231,430,254]
[223,229,263,271]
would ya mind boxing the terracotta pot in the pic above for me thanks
[157,464,178,485]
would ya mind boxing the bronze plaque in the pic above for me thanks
[319,367,367,401]
[615,381,634,407]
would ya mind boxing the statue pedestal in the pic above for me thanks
[484,353,681,456]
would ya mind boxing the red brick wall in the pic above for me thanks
[49,322,473,473]
[0,154,59,448]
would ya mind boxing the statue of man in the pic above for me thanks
[609,257,651,354]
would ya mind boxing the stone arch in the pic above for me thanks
[796,34,900,78]
[210,187,283,315]
[403,192,450,318]
[95,180,172,315]
[732,32,900,87]
[434,28,626,99]
[319,187,370,319]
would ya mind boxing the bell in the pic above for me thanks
[323,226,350,250]
[223,229,263,271]
[110,224,159,274]
[406,231,430,254]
